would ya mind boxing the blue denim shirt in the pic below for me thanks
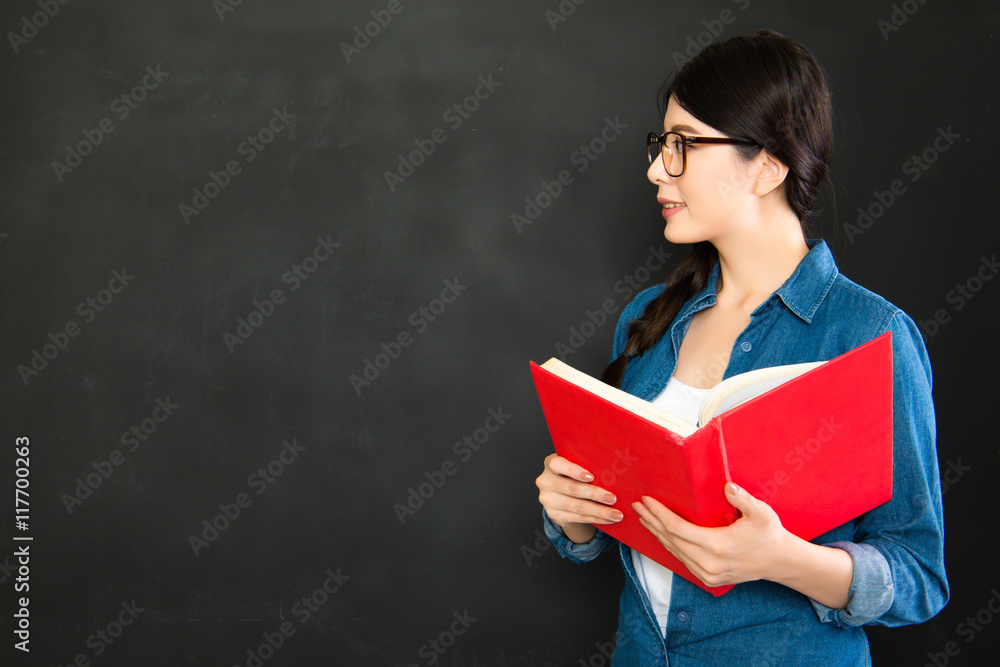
[542,240,948,666]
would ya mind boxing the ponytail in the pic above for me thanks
[600,243,718,388]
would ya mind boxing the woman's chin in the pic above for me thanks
[663,224,698,245]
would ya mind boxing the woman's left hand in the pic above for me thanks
[632,482,791,588]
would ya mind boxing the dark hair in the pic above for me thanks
[601,29,833,388]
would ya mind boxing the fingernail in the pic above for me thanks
[726,483,739,496]
[604,493,617,504]
[611,510,624,521]
[582,472,594,481]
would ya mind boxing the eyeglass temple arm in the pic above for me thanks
[687,136,757,146]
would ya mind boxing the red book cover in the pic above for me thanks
[530,332,893,596]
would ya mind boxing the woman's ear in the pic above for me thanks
[753,150,790,197]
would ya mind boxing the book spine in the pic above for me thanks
[712,419,734,490]
[683,420,738,528]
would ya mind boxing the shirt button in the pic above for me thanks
[740,341,752,352]
[676,611,690,622]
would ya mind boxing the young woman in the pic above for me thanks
[535,30,948,665]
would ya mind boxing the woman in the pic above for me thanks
[535,30,948,665]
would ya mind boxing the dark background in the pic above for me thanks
[1,0,997,665]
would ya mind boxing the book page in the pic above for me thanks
[697,361,824,426]
[540,358,698,436]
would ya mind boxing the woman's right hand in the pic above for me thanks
[535,453,624,544]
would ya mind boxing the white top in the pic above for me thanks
[631,375,710,636]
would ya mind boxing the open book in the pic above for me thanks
[539,358,824,437]
[530,333,894,596]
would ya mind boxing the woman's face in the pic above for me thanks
[647,96,756,245]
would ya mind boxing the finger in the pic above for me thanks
[542,492,625,525]
[540,458,616,506]
[631,500,667,534]
[635,496,712,547]
[725,482,770,521]
[636,513,679,549]
[537,468,617,507]
[550,509,624,527]
[546,454,597,484]
[540,477,616,506]
[634,511,717,581]
[641,528,720,584]
[632,502,673,546]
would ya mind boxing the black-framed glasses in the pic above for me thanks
[647,131,757,177]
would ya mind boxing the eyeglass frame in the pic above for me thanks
[647,131,758,177]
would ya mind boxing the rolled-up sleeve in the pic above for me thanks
[810,541,894,626]
[810,312,949,627]
[542,509,617,564]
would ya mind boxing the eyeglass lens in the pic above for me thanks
[648,133,684,177]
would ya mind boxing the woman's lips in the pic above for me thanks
[661,202,686,219]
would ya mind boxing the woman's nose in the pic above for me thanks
[647,154,673,185]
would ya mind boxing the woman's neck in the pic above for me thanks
[713,210,809,313]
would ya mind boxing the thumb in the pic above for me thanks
[725,482,761,516]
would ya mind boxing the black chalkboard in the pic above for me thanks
[2,0,998,665]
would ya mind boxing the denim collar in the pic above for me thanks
[675,239,839,326]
